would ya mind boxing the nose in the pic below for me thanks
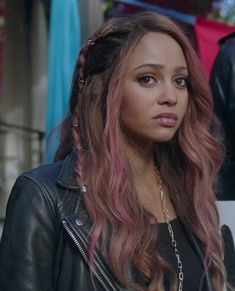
[157,82,177,106]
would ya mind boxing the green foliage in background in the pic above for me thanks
[102,0,115,13]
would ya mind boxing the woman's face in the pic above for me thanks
[120,32,189,148]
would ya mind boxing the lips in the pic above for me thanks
[153,112,178,127]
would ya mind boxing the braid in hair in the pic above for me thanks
[54,30,108,162]
[70,35,99,188]
[55,16,133,162]
[71,23,118,102]
[69,32,101,115]
[70,29,115,188]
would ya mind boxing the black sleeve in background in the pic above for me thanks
[210,41,235,142]
[221,224,235,290]
[210,40,235,200]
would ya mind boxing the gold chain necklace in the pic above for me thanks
[155,168,184,291]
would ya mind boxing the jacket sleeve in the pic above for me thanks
[210,43,235,141]
[0,174,56,291]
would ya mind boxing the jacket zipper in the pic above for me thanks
[63,220,116,291]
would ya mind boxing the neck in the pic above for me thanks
[123,138,157,177]
[123,139,177,222]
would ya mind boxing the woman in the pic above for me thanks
[0,12,226,291]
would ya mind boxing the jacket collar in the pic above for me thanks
[56,149,79,190]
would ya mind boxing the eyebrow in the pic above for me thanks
[133,63,188,73]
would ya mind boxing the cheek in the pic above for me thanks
[122,85,154,114]
[184,99,189,116]
[120,100,137,124]
[174,94,189,130]
[180,94,189,115]
[120,94,145,130]
[121,89,143,117]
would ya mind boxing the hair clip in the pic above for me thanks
[87,38,95,46]
[79,78,85,83]
[72,124,79,128]
[81,184,88,193]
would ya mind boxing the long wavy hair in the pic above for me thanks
[55,12,225,291]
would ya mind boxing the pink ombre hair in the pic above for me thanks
[56,12,226,291]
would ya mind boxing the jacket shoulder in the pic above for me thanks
[20,161,66,217]
[0,162,64,291]
[8,150,80,223]
[22,160,65,200]
[25,160,64,183]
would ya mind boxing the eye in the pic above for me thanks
[137,75,156,87]
[174,76,188,89]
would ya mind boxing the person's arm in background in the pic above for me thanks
[221,225,235,290]
[210,38,235,143]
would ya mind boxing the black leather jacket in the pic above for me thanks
[0,150,214,291]
[210,31,235,200]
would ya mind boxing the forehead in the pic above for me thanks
[127,32,187,69]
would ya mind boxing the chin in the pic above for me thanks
[152,128,178,143]
[155,138,174,143]
[153,134,176,143]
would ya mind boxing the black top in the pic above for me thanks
[156,218,205,291]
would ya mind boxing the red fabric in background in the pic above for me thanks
[194,17,235,79]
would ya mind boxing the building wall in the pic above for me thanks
[0,0,104,218]
[79,0,104,42]
[0,0,31,217]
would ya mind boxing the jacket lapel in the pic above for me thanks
[63,215,124,291]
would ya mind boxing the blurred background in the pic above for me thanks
[0,0,234,230]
